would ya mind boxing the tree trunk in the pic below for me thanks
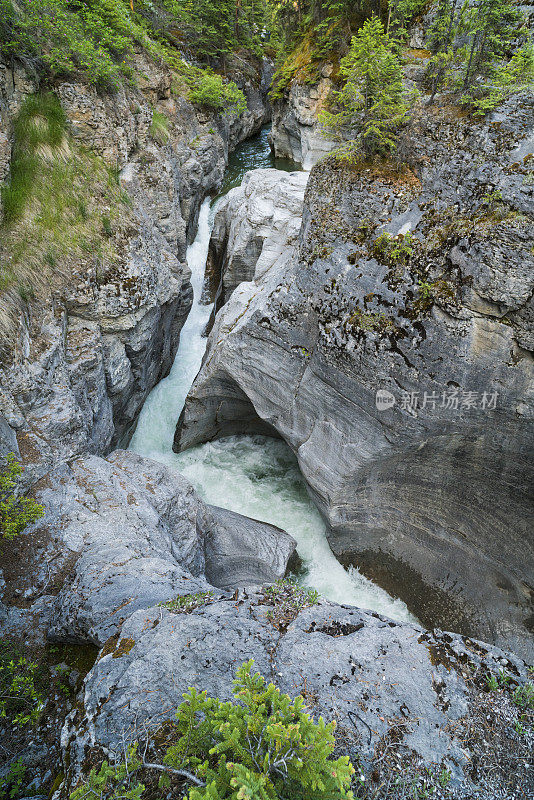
[463,32,478,88]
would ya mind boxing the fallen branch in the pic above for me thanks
[141,761,205,787]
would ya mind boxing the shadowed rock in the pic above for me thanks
[175,96,534,660]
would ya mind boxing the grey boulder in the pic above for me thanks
[1,450,295,647]
[68,593,530,782]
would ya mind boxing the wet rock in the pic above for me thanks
[205,506,296,589]
[176,96,534,660]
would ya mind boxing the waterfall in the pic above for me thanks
[130,135,416,624]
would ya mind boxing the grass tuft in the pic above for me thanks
[149,109,170,145]
[0,91,136,363]
[2,93,68,226]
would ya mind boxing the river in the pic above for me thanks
[129,127,415,623]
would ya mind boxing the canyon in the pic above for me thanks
[0,17,533,800]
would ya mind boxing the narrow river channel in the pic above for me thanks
[130,127,415,623]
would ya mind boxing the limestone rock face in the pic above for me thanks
[0,450,296,647]
[271,76,336,168]
[175,96,534,661]
[208,168,308,308]
[0,54,270,480]
[204,506,296,589]
[64,591,529,788]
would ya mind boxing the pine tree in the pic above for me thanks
[426,0,466,104]
[320,16,408,155]
[462,0,522,88]
[425,0,526,103]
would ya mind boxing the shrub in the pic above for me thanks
[0,644,44,727]
[371,231,414,266]
[159,590,214,613]
[70,661,354,800]
[319,17,409,155]
[0,454,44,540]
[0,758,27,800]
[261,577,319,632]
[188,73,246,116]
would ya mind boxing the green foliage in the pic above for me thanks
[484,669,534,712]
[188,73,246,115]
[70,662,354,800]
[0,758,27,800]
[1,0,137,91]
[0,644,44,727]
[461,41,534,116]
[177,0,267,63]
[101,214,113,237]
[347,307,395,334]
[270,31,319,100]
[0,0,266,91]
[319,17,409,155]
[70,745,145,800]
[1,92,67,226]
[425,0,532,111]
[0,92,135,356]
[149,109,171,145]
[512,682,534,711]
[0,454,44,541]
[386,0,427,42]
[372,231,414,266]
[159,590,215,613]
[171,661,354,799]
[268,0,357,81]
[261,577,319,631]
[486,673,499,690]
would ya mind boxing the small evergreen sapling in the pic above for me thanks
[319,17,409,156]
[164,660,354,799]
[70,661,355,800]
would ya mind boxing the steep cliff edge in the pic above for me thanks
[175,95,534,661]
[270,74,336,168]
[0,54,271,480]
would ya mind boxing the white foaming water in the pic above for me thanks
[130,196,416,624]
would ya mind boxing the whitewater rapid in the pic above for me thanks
[130,154,415,623]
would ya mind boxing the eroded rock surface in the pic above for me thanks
[0,450,296,647]
[63,591,530,791]
[176,96,534,660]
[208,168,308,308]
[0,53,271,481]
[271,72,336,167]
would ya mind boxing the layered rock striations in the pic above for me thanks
[175,96,534,661]
[207,168,308,311]
[0,54,271,480]
[271,68,337,168]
